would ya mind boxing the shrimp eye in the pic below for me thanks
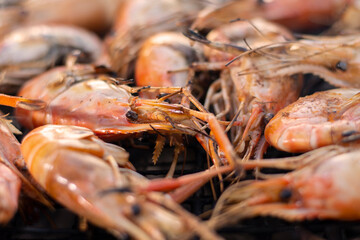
[263,113,274,125]
[335,61,347,71]
[279,188,292,202]
[131,204,141,216]
[126,110,138,121]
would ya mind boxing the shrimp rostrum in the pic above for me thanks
[209,145,360,230]
[21,124,222,240]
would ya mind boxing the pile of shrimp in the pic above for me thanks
[2,0,360,239]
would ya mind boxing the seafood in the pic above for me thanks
[325,0,360,35]
[21,0,123,34]
[208,146,360,229]
[15,64,237,166]
[201,18,293,62]
[21,124,222,240]
[135,31,201,89]
[0,93,51,223]
[225,56,303,159]
[0,24,102,93]
[107,0,206,77]
[191,0,350,32]
[185,19,303,159]
[0,116,22,223]
[265,88,360,153]
[230,33,360,88]
[0,1,25,39]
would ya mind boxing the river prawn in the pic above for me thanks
[15,63,237,167]
[0,1,25,39]
[265,88,360,153]
[200,18,294,63]
[135,31,204,94]
[106,0,207,78]
[0,24,102,93]
[185,18,303,159]
[20,0,123,35]
[324,0,360,35]
[21,124,224,240]
[191,0,350,33]
[0,112,23,224]
[228,32,360,88]
[208,145,360,230]
[0,93,53,223]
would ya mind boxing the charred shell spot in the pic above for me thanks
[263,113,274,125]
[279,188,292,202]
[335,61,347,72]
[98,187,132,197]
[342,130,358,137]
[126,110,138,121]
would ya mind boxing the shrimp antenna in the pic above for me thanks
[225,41,299,66]
[225,101,244,133]
[149,124,166,137]
[157,89,183,102]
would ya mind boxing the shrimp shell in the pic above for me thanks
[265,88,360,152]
[21,124,221,240]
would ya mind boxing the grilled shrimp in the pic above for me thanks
[135,31,201,89]
[186,19,303,159]
[231,33,360,88]
[0,116,21,223]
[209,146,360,229]
[21,124,222,240]
[107,0,206,77]
[0,1,24,39]
[192,0,350,32]
[21,0,123,34]
[265,88,360,153]
[325,0,360,35]
[0,24,102,93]
[201,18,293,63]
[0,93,52,222]
[15,64,237,166]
